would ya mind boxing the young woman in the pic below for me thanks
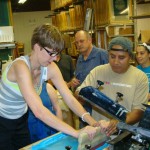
[0,24,109,150]
[136,42,150,100]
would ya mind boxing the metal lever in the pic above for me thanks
[97,80,104,89]
[116,92,123,103]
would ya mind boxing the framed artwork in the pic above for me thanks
[113,0,128,16]
[109,0,133,24]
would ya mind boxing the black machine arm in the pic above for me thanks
[117,122,150,143]
[79,86,128,122]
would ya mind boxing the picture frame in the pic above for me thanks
[108,0,133,24]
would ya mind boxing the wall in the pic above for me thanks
[136,3,150,39]
[12,3,150,55]
[12,11,52,54]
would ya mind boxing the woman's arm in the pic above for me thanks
[9,60,97,139]
[47,63,98,126]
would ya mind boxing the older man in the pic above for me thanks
[70,30,108,89]
[69,30,108,127]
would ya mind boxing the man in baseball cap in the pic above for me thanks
[75,36,149,135]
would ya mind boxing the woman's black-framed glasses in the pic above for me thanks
[43,47,59,57]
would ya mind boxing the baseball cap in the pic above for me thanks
[108,36,133,57]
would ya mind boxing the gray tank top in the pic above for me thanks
[0,55,47,119]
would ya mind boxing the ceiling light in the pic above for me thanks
[18,0,27,4]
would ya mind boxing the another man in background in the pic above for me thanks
[70,30,108,127]
[70,30,108,89]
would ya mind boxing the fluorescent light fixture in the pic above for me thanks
[18,0,27,4]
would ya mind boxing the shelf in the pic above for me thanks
[107,23,134,27]
[0,43,16,50]
[95,23,134,30]
[61,27,83,33]
[108,34,135,38]
[130,14,150,19]
[95,25,109,30]
[136,0,150,4]
[52,0,84,12]
[72,0,84,5]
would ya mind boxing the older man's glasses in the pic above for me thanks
[43,47,59,57]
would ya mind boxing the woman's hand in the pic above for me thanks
[98,120,110,134]
[99,119,118,136]
[78,126,97,140]
[92,122,101,127]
